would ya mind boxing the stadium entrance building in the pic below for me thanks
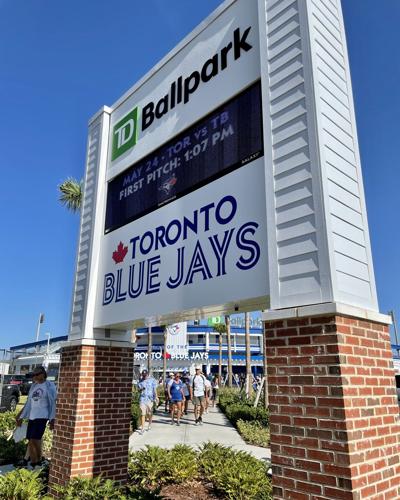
[49,0,400,498]
[134,323,264,377]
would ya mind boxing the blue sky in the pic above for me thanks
[0,0,398,348]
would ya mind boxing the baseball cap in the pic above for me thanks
[195,365,202,370]
[141,369,148,375]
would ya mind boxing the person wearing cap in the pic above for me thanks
[15,366,57,469]
[190,366,206,425]
[137,369,158,434]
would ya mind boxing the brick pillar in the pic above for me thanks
[265,312,400,499]
[48,343,134,495]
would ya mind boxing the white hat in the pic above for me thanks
[195,365,202,370]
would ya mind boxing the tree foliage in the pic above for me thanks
[58,177,82,213]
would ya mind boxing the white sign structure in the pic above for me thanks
[165,323,188,357]
[69,0,378,343]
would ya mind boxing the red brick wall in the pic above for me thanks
[49,344,134,493]
[265,314,400,499]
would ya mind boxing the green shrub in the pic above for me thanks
[128,446,170,492]
[128,444,198,493]
[56,475,126,499]
[0,412,27,464]
[198,442,236,479]
[199,443,271,500]
[236,420,270,447]
[167,445,198,484]
[218,388,269,428]
[0,411,17,437]
[131,390,141,432]
[42,427,53,458]
[215,452,271,500]
[0,468,48,500]
[0,437,26,465]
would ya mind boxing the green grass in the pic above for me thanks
[17,395,27,409]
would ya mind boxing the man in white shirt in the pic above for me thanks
[16,366,57,469]
[190,366,206,425]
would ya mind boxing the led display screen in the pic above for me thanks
[105,81,263,233]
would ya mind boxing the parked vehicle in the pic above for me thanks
[0,375,20,412]
[3,373,34,395]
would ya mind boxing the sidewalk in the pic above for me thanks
[0,464,14,475]
[129,404,271,462]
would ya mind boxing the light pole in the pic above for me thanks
[35,313,45,344]
[45,332,51,355]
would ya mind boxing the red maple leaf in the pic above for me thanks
[164,352,171,359]
[112,241,128,264]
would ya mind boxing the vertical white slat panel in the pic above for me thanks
[260,0,333,309]
[306,0,377,309]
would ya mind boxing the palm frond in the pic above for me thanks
[58,177,82,213]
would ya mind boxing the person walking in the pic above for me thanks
[190,366,206,425]
[137,369,158,434]
[204,377,212,413]
[211,375,220,407]
[15,366,57,469]
[168,372,184,425]
[181,370,191,415]
[164,372,174,413]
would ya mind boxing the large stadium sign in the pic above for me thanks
[69,0,378,339]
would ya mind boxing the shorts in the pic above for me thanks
[26,419,48,440]
[184,395,190,401]
[170,399,183,405]
[140,401,154,416]
[192,395,205,406]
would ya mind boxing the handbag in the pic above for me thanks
[12,423,28,443]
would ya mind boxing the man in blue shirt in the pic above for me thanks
[137,370,158,434]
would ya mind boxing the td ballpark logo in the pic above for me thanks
[111,26,253,161]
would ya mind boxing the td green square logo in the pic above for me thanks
[112,107,139,161]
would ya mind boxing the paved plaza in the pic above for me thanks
[129,404,270,462]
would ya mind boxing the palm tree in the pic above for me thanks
[58,177,82,212]
[245,312,252,397]
[212,323,226,383]
[225,315,233,388]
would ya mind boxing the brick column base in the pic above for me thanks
[48,343,134,495]
[265,312,400,499]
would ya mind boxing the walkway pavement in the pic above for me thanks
[0,464,15,475]
[129,404,271,462]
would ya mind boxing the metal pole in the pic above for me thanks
[46,333,51,355]
[245,312,252,397]
[147,326,152,374]
[390,310,399,345]
[225,315,233,387]
[263,326,268,408]
[163,327,167,382]
[218,331,223,382]
[35,313,44,343]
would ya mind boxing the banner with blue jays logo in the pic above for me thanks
[165,322,188,357]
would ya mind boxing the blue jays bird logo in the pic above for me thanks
[159,173,177,196]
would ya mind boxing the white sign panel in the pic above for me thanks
[95,157,268,328]
[92,0,268,329]
[108,0,260,181]
[166,323,188,357]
